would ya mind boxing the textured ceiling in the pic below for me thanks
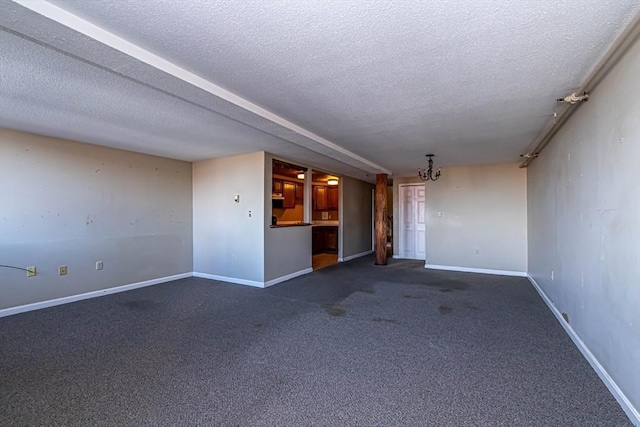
[1,0,639,178]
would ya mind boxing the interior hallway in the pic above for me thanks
[0,257,630,426]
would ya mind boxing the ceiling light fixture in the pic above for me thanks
[327,179,339,186]
[297,173,305,179]
[418,154,441,182]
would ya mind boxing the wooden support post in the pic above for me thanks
[374,173,388,265]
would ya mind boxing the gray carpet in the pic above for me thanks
[0,257,631,426]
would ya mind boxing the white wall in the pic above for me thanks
[341,176,374,259]
[425,162,528,274]
[192,151,265,284]
[0,129,193,310]
[528,37,640,420]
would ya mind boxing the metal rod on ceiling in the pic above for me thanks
[519,11,640,168]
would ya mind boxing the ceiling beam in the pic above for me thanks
[12,0,392,176]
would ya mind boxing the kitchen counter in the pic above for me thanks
[311,221,339,227]
[270,221,311,228]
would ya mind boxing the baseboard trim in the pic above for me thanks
[340,250,374,262]
[193,268,313,289]
[425,264,527,277]
[527,275,640,425]
[192,272,264,288]
[0,272,193,318]
[264,268,313,287]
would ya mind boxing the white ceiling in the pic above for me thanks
[1,0,638,179]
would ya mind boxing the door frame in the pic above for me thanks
[397,183,426,260]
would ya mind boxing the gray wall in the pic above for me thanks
[393,166,527,274]
[264,226,312,281]
[264,153,312,282]
[0,129,193,309]
[341,176,374,258]
[193,152,265,283]
[425,162,528,273]
[528,37,640,416]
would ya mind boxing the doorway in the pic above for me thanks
[311,171,340,270]
[398,184,426,260]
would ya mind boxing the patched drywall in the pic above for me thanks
[341,176,374,259]
[528,37,640,418]
[424,162,527,273]
[0,129,193,309]
[193,152,265,283]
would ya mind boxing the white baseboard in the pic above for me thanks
[264,268,313,287]
[0,272,193,318]
[194,268,313,288]
[527,275,640,425]
[425,263,527,277]
[192,272,264,288]
[340,250,374,262]
[392,255,423,260]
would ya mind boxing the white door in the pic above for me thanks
[399,184,426,260]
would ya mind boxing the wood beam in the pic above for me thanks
[374,174,388,265]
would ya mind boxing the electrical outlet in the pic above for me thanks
[59,265,67,276]
[27,266,36,277]
[96,261,103,270]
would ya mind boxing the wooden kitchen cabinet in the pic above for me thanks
[313,185,328,210]
[313,226,338,254]
[295,183,304,199]
[272,179,283,193]
[324,227,338,253]
[283,181,296,208]
[312,227,324,254]
[327,186,339,210]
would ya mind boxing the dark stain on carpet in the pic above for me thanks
[439,305,452,314]
[324,304,346,317]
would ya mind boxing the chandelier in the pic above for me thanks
[418,154,441,182]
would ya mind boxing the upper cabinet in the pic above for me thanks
[327,186,339,210]
[283,181,296,208]
[313,185,339,210]
[313,186,328,210]
[272,179,283,194]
